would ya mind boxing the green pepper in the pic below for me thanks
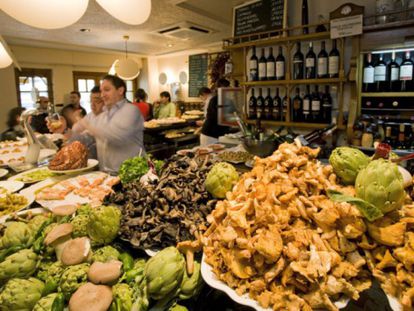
[33,217,54,240]
[119,253,134,272]
[0,244,26,261]
[51,293,65,311]
[42,280,58,296]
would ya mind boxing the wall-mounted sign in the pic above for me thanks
[188,53,208,98]
[233,0,286,37]
[330,3,364,39]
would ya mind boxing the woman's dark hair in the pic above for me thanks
[160,91,171,102]
[198,87,211,96]
[135,88,147,101]
[102,75,126,96]
[90,85,100,93]
[7,107,25,128]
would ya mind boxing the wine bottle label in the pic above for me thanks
[391,67,399,81]
[312,100,320,111]
[250,60,257,69]
[318,58,328,75]
[374,66,386,81]
[306,58,315,68]
[293,100,301,109]
[259,63,266,78]
[400,65,413,80]
[276,61,285,78]
[266,62,275,78]
[363,67,375,83]
[329,56,339,74]
[249,69,257,81]
[303,99,310,113]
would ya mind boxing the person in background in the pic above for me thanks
[1,107,26,141]
[197,87,213,127]
[132,88,151,121]
[76,75,145,173]
[47,86,105,159]
[60,105,78,129]
[199,78,231,146]
[30,96,50,134]
[67,91,87,117]
[153,91,176,119]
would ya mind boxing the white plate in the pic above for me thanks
[9,167,57,184]
[0,148,56,167]
[0,192,35,220]
[49,159,99,174]
[0,168,8,178]
[0,207,48,224]
[0,180,25,196]
[201,255,401,311]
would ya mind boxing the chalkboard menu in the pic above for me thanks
[188,53,208,98]
[233,0,285,37]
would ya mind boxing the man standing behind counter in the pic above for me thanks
[76,75,145,173]
[153,91,176,119]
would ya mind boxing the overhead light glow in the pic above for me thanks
[96,0,151,25]
[0,41,13,68]
[0,0,88,29]
[115,59,140,80]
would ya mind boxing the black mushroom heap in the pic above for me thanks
[107,153,217,250]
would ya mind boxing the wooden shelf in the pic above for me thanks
[246,120,330,129]
[242,78,346,87]
[223,32,331,50]
[361,107,414,112]
[361,92,414,97]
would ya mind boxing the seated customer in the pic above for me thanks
[132,88,151,121]
[30,96,50,134]
[153,91,176,119]
[1,107,26,141]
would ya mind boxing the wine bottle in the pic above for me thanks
[321,85,332,124]
[264,88,273,120]
[256,88,265,118]
[303,85,311,122]
[291,87,302,122]
[400,51,414,92]
[273,88,282,121]
[318,41,328,79]
[259,48,267,81]
[281,95,289,122]
[249,46,258,81]
[276,46,285,80]
[305,42,316,79]
[302,0,309,34]
[389,51,400,92]
[316,15,327,32]
[293,42,304,80]
[255,114,265,141]
[363,53,375,92]
[328,39,340,78]
[396,124,406,149]
[311,86,321,123]
[383,126,394,146]
[374,54,387,92]
[248,89,257,120]
[266,47,276,81]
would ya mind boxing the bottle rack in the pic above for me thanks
[223,22,346,130]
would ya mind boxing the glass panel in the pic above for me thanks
[77,79,87,92]
[87,79,95,92]
[19,77,32,91]
[126,80,133,90]
[80,92,91,114]
[126,91,133,102]
[20,92,35,109]
[34,76,48,91]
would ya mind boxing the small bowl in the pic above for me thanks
[241,137,279,158]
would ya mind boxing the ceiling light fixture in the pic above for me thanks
[96,0,151,25]
[112,35,140,80]
[167,43,174,47]
[0,35,20,70]
[0,0,89,29]
[80,28,91,32]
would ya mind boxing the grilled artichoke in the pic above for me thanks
[355,159,405,214]
[0,249,38,282]
[0,277,44,310]
[329,147,371,185]
[87,205,121,245]
[92,246,120,263]
[32,293,58,311]
[0,222,33,250]
[59,263,89,299]
[144,246,186,300]
[179,261,203,300]
[205,162,239,198]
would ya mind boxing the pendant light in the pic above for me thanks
[0,35,20,69]
[114,36,140,80]
[96,0,151,25]
[0,0,89,29]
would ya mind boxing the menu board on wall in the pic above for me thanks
[188,53,208,98]
[233,0,285,37]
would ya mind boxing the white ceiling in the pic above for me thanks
[0,0,246,56]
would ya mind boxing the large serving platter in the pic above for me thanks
[49,159,99,174]
[0,207,47,224]
[9,167,57,184]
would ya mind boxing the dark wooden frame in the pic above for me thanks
[14,68,54,107]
